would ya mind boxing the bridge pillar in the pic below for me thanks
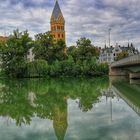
[109,67,128,76]
[129,73,140,79]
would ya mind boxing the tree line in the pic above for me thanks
[0,29,108,78]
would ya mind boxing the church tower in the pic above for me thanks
[50,0,65,43]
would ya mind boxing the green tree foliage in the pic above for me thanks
[26,59,49,78]
[33,32,54,62]
[49,56,108,77]
[33,32,66,64]
[67,38,99,64]
[67,46,78,62]
[76,37,99,63]
[0,30,108,78]
[0,29,33,77]
[54,40,67,61]
[116,51,128,60]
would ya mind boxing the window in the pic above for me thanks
[62,34,63,38]
[58,34,60,38]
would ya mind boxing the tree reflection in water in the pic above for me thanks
[0,77,109,140]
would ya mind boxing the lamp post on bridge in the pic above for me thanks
[109,28,111,48]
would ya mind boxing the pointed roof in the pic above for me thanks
[51,0,64,20]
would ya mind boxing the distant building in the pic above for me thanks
[99,43,139,64]
[50,0,66,43]
[0,36,8,43]
[27,48,35,62]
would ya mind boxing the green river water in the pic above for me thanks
[0,77,140,140]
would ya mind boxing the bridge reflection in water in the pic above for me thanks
[101,76,140,117]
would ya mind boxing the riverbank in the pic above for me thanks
[0,58,109,78]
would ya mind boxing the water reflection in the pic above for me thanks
[103,76,140,117]
[0,77,109,140]
[0,77,140,140]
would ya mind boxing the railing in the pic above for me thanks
[111,54,140,67]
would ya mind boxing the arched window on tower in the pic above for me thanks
[57,26,60,30]
[53,26,55,31]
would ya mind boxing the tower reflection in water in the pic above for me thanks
[0,77,108,140]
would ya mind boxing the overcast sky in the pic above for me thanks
[0,0,140,49]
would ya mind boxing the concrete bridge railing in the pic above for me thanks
[111,54,140,68]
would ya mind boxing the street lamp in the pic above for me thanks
[109,28,111,48]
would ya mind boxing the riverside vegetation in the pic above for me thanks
[0,29,108,78]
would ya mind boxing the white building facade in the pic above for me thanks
[99,43,139,64]
[27,48,35,62]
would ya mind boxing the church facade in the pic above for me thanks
[50,0,66,43]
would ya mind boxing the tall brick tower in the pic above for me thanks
[50,0,65,43]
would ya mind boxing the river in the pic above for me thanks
[0,77,140,140]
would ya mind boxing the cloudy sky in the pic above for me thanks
[0,0,140,49]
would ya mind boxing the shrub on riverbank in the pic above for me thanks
[25,56,108,77]
[26,59,49,77]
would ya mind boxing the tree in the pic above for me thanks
[0,29,32,77]
[67,46,78,62]
[0,31,109,78]
[26,59,49,77]
[53,40,67,61]
[33,32,66,64]
[76,37,99,63]
[33,31,54,63]
[116,51,128,60]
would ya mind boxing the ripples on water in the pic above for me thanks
[0,77,140,140]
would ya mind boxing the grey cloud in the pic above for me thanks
[0,0,140,49]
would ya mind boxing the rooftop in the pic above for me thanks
[51,0,64,20]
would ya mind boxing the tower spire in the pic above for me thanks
[50,0,66,43]
[51,0,64,21]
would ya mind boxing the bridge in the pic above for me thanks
[109,54,140,79]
